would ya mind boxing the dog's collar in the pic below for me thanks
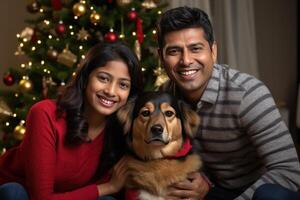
[167,138,192,159]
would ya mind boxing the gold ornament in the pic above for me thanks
[13,123,26,141]
[57,46,78,67]
[134,40,141,60]
[47,47,58,61]
[0,99,12,118]
[72,2,86,17]
[90,11,101,25]
[141,0,157,9]
[20,27,34,41]
[19,77,33,92]
[154,65,169,87]
[116,0,132,7]
[77,27,90,41]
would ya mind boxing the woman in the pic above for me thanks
[0,41,143,200]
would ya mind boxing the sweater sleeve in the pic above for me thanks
[235,83,300,200]
[22,102,99,200]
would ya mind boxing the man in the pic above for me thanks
[157,6,300,200]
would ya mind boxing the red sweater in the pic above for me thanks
[0,100,105,200]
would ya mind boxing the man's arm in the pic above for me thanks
[236,81,300,200]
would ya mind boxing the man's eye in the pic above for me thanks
[167,49,180,55]
[164,110,174,117]
[141,110,150,117]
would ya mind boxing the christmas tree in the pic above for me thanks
[0,0,169,152]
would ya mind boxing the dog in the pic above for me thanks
[117,92,202,200]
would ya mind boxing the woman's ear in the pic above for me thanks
[117,98,135,135]
[179,101,201,138]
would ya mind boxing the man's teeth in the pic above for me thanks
[179,70,197,75]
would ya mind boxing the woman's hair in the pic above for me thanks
[56,41,143,178]
[156,6,215,49]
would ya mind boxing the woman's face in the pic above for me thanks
[85,60,131,118]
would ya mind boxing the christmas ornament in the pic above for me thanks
[0,99,12,118]
[13,123,26,141]
[154,65,169,87]
[55,21,66,35]
[90,11,101,25]
[47,47,58,61]
[72,2,86,17]
[57,46,78,67]
[127,9,138,21]
[19,77,33,92]
[77,28,90,41]
[3,73,15,86]
[136,18,144,43]
[51,0,62,10]
[141,0,157,9]
[26,1,41,13]
[134,40,141,60]
[104,29,118,42]
[20,27,34,41]
[15,46,25,56]
[42,76,57,99]
[116,0,132,7]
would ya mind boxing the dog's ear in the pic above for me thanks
[117,98,135,135]
[179,101,200,138]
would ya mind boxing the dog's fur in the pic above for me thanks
[117,92,202,200]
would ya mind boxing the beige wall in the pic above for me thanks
[0,1,29,88]
[254,0,297,131]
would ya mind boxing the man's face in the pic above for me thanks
[160,27,217,103]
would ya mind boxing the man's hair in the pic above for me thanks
[156,6,214,49]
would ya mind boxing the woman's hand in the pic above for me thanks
[97,156,129,196]
[165,172,210,200]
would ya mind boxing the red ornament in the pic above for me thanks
[51,0,62,10]
[55,23,66,35]
[3,73,15,86]
[104,31,118,42]
[127,10,138,21]
[107,0,113,4]
[136,18,144,43]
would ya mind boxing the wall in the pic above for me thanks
[0,1,29,88]
[253,0,298,137]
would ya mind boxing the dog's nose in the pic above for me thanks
[151,124,163,135]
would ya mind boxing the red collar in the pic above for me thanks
[168,138,192,159]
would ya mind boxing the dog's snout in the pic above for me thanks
[151,124,163,135]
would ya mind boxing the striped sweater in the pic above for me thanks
[160,64,300,200]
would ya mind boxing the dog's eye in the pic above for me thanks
[164,110,174,117]
[141,110,150,117]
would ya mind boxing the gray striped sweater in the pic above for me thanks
[160,64,300,200]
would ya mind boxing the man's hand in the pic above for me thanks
[165,172,210,200]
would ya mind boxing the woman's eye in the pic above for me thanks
[119,82,130,90]
[164,110,174,117]
[97,75,109,82]
[141,110,150,117]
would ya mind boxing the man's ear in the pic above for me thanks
[158,48,163,61]
[212,41,217,63]
[117,98,135,135]
[179,101,200,138]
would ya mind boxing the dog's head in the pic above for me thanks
[117,92,200,161]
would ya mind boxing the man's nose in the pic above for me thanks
[181,50,193,66]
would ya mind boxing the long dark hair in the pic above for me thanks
[156,6,215,49]
[56,41,143,178]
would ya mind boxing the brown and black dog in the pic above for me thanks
[117,92,202,200]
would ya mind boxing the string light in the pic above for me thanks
[5,122,10,126]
